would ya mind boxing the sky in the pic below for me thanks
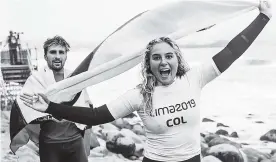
[1,0,276,49]
[1,0,169,46]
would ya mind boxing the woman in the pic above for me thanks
[21,2,272,162]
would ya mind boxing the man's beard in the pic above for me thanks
[48,62,64,72]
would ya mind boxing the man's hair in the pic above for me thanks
[43,35,70,56]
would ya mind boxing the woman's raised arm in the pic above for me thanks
[213,0,272,73]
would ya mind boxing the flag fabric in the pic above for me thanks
[44,0,259,103]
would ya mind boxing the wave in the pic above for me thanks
[243,59,275,67]
[189,59,275,68]
[244,59,270,65]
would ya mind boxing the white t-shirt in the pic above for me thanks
[107,59,220,162]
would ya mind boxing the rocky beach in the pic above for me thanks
[1,109,276,162]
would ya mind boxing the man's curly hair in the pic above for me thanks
[43,35,70,56]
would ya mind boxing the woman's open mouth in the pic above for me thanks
[159,69,171,77]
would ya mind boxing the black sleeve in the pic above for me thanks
[45,102,116,126]
[213,13,270,73]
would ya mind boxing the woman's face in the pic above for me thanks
[149,42,178,86]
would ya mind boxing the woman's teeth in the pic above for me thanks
[160,69,170,76]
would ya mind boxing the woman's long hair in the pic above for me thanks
[137,37,190,116]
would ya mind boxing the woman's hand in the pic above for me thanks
[20,93,50,113]
[259,0,272,18]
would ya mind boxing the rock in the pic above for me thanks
[112,118,125,128]
[1,111,10,121]
[248,113,254,116]
[271,149,276,156]
[215,129,229,136]
[89,151,107,157]
[112,118,132,129]
[207,144,243,162]
[260,129,276,143]
[26,141,39,156]
[134,143,144,157]
[255,121,264,124]
[230,132,239,138]
[271,155,276,162]
[16,144,40,162]
[138,134,146,140]
[106,136,136,158]
[97,138,107,148]
[91,146,109,156]
[129,156,139,160]
[260,159,273,162]
[201,136,206,143]
[217,123,229,128]
[241,148,271,162]
[91,126,103,137]
[124,112,137,118]
[208,137,242,148]
[89,131,100,149]
[82,128,100,150]
[227,141,242,148]
[101,130,122,141]
[16,151,39,162]
[202,155,222,162]
[117,136,135,146]
[241,143,250,145]
[132,124,145,135]
[200,133,206,137]
[120,128,144,144]
[204,133,220,143]
[100,123,119,131]
[122,121,133,130]
[1,127,6,133]
[202,118,215,122]
[201,142,209,157]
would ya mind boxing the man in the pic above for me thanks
[4,31,18,65]
[29,36,95,162]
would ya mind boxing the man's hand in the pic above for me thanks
[20,93,50,112]
[50,117,66,123]
[259,0,272,18]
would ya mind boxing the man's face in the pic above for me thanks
[44,45,67,71]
